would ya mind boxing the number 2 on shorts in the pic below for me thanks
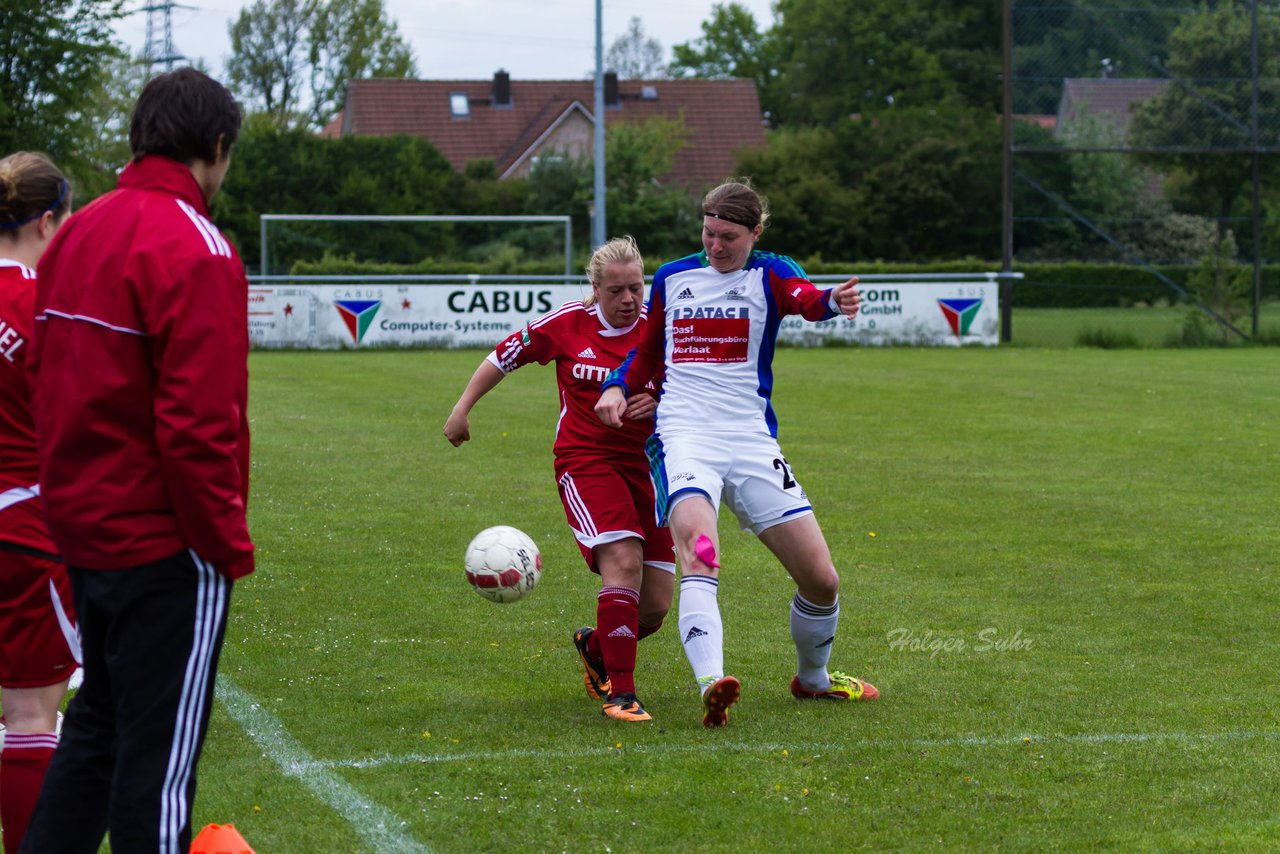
[773,457,797,490]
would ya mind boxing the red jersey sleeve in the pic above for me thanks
[603,283,667,396]
[492,304,566,373]
[141,244,254,579]
[765,255,837,322]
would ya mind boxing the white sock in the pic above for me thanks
[679,574,724,693]
[791,593,839,691]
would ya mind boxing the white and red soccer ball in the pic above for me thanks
[464,525,542,603]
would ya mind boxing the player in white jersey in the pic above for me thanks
[596,180,879,727]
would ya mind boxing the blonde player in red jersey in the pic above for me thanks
[0,151,78,854]
[444,236,674,723]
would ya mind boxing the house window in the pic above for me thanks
[449,93,470,118]
[530,153,565,168]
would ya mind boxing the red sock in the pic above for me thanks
[2,732,58,854]
[596,586,640,697]
[637,619,663,641]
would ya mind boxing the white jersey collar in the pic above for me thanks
[0,258,36,279]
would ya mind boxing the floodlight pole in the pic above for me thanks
[1250,0,1261,338]
[1000,0,1013,344]
[592,0,607,250]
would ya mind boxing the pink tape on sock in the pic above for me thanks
[694,535,720,569]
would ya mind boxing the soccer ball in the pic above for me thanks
[464,525,542,603]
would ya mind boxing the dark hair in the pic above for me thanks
[703,179,770,232]
[129,68,243,165]
[0,151,71,233]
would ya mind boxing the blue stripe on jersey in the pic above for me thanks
[602,348,636,395]
[602,275,671,395]
[747,250,807,279]
[644,434,670,526]
[758,266,782,438]
[655,252,708,283]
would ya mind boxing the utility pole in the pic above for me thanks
[592,0,606,250]
[1000,0,1014,344]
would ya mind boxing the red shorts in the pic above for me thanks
[555,456,676,575]
[0,546,80,688]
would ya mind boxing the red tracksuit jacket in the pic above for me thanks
[30,155,254,580]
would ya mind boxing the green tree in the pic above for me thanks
[524,155,591,251]
[227,0,310,126]
[737,106,1001,261]
[669,2,784,122]
[771,0,956,124]
[604,116,696,254]
[212,127,460,271]
[605,16,665,79]
[227,0,415,130]
[0,0,125,180]
[70,51,149,201]
[306,0,416,126]
[920,0,1001,112]
[1129,1,1280,246]
[735,125,861,259]
[1013,2,1179,115]
[524,117,697,260]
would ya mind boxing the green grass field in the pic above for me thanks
[1011,303,1280,348]
[187,346,1279,852]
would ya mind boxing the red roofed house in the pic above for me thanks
[1056,78,1170,142]
[322,71,767,189]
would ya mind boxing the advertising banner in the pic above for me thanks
[779,280,1000,347]
[248,280,1000,349]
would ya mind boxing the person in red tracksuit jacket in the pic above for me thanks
[20,68,252,854]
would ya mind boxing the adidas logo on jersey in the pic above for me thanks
[608,625,637,639]
[684,626,708,643]
[577,347,597,359]
[675,287,695,300]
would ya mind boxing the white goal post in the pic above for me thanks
[258,214,575,277]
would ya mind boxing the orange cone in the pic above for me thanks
[189,823,255,854]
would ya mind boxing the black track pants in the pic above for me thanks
[20,550,232,854]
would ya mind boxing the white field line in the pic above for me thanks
[216,677,430,854]
[300,728,1280,771]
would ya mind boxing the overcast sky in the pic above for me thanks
[115,0,779,82]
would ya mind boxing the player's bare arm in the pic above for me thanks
[833,276,861,318]
[595,386,628,428]
[442,408,471,446]
[444,360,505,446]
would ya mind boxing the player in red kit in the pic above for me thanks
[444,236,674,723]
[0,151,78,854]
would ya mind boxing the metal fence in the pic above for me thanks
[1003,0,1279,338]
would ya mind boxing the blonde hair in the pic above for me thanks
[0,152,71,235]
[703,178,769,232]
[583,235,643,306]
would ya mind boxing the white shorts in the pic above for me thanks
[646,431,814,535]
